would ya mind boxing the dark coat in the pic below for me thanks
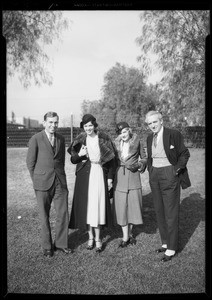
[113,133,147,192]
[146,127,191,189]
[26,130,67,190]
[67,131,116,230]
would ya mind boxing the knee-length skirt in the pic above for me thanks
[114,189,143,226]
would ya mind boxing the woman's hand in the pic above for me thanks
[107,179,113,190]
[78,145,88,157]
[138,161,146,173]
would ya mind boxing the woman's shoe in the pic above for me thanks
[95,240,102,253]
[87,238,94,250]
[129,235,136,245]
[118,239,130,248]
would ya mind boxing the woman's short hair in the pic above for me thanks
[116,121,133,137]
[80,114,98,129]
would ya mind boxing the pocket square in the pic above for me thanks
[170,145,174,149]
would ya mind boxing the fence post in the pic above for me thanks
[70,113,73,144]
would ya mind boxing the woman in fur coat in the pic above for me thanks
[67,114,116,253]
[113,122,147,248]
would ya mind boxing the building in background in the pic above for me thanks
[7,112,42,128]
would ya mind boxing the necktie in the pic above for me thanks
[49,135,54,147]
[153,133,158,148]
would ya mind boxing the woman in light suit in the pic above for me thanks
[113,122,147,248]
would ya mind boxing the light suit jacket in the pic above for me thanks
[26,130,67,191]
[114,133,147,192]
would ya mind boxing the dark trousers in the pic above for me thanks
[149,165,180,251]
[35,176,69,250]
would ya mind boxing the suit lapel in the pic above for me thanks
[42,130,53,153]
[163,127,170,157]
[42,130,54,154]
[54,134,60,157]
[148,134,153,158]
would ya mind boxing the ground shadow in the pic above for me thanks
[68,228,88,250]
[178,192,205,253]
[68,192,205,252]
[100,192,158,247]
[68,192,158,250]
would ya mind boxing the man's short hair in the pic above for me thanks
[145,110,162,123]
[44,111,59,121]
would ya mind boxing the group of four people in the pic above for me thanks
[26,110,191,263]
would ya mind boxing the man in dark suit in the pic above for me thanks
[145,110,191,262]
[26,111,71,257]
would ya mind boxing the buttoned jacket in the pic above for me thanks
[26,130,67,191]
[114,133,147,192]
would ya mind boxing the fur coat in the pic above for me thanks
[68,131,116,178]
[67,130,116,230]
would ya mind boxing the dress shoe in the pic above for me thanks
[87,238,94,250]
[95,240,103,253]
[161,254,175,262]
[118,239,130,248]
[155,247,167,254]
[54,246,72,254]
[43,249,53,258]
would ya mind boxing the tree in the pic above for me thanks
[136,10,209,126]
[81,63,159,130]
[102,63,158,128]
[3,11,69,88]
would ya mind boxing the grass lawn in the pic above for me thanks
[5,147,206,295]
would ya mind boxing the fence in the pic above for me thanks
[6,125,205,148]
[6,127,82,147]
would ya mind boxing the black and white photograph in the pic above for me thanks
[2,4,210,296]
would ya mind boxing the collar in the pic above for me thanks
[44,130,55,139]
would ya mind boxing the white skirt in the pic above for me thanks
[86,163,106,227]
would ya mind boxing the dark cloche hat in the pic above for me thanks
[80,114,98,128]
[116,121,130,134]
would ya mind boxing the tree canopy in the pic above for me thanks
[136,10,209,126]
[3,11,69,88]
[81,62,158,132]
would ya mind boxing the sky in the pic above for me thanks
[6,10,162,127]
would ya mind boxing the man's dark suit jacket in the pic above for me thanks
[146,127,191,189]
[26,130,67,191]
